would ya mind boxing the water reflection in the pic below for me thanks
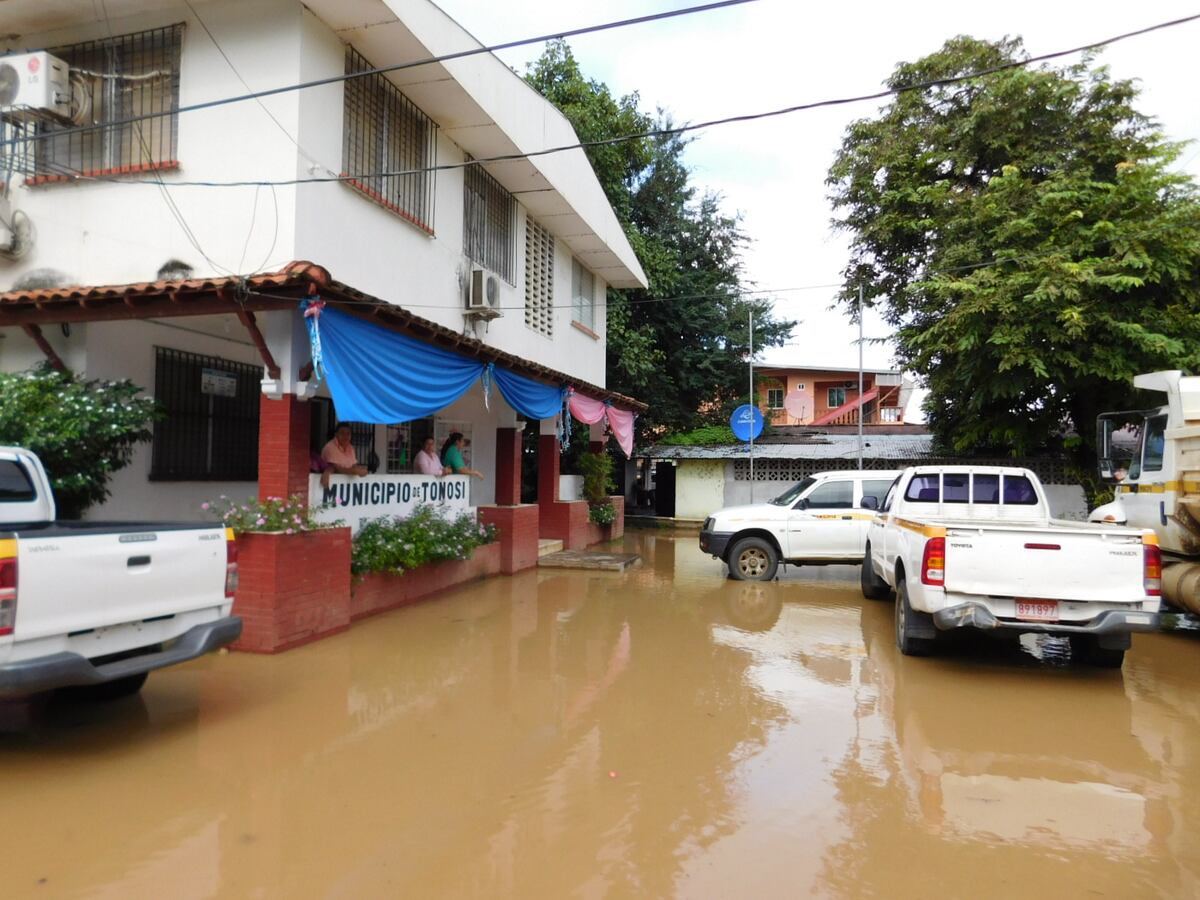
[0,533,1195,898]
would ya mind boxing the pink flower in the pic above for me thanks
[201,502,210,511]
[256,517,266,526]
[286,528,295,535]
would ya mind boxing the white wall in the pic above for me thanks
[675,459,727,520]
[0,0,306,291]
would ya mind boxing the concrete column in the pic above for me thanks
[494,427,522,506]
[258,393,311,503]
[537,417,560,505]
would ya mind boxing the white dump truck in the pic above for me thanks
[863,465,1162,666]
[1093,370,1200,618]
[0,447,242,699]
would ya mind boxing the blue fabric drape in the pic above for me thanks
[319,306,484,423]
[493,366,566,421]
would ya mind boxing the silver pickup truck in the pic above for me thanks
[0,447,242,698]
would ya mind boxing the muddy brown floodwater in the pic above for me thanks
[1,531,1198,898]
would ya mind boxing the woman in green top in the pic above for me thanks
[440,432,485,479]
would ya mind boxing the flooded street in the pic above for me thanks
[3,530,1199,899]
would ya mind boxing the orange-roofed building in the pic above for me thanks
[756,365,913,427]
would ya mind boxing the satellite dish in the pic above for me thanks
[784,389,808,420]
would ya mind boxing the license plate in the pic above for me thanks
[1015,599,1059,622]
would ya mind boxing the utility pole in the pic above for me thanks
[857,284,864,471]
[749,309,754,501]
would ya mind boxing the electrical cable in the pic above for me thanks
[4,8,1195,181]
[0,0,760,154]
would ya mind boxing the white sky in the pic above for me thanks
[434,0,1200,374]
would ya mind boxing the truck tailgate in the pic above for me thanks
[943,526,1147,603]
[15,526,228,640]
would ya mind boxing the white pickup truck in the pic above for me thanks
[699,469,901,579]
[0,447,242,699]
[862,465,1161,666]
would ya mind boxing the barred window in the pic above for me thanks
[767,388,784,409]
[571,258,595,331]
[151,348,260,481]
[342,47,437,231]
[524,218,554,336]
[464,161,516,283]
[14,25,184,183]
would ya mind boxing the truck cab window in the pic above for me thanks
[0,461,35,502]
[904,474,939,502]
[1002,475,1038,505]
[1142,415,1168,473]
[972,473,1000,503]
[803,480,853,509]
[943,473,969,503]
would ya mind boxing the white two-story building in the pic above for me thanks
[0,0,646,539]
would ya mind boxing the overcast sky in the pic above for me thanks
[435,0,1200,374]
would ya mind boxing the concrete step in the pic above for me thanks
[538,539,564,558]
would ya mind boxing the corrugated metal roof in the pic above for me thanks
[645,433,934,460]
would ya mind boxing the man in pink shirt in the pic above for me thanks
[414,436,448,476]
[321,423,368,487]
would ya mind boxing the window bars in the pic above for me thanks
[342,47,437,231]
[524,217,554,336]
[463,159,516,283]
[150,347,260,481]
[1,25,184,182]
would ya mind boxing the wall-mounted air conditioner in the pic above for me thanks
[466,268,501,319]
[0,52,71,122]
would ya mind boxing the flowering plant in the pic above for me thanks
[351,504,498,575]
[588,501,617,527]
[205,494,331,535]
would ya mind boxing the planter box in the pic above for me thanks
[479,504,539,574]
[584,496,625,546]
[351,541,502,621]
[541,495,625,550]
[232,527,352,654]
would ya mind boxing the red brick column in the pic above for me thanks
[537,433,560,505]
[495,427,522,506]
[258,394,311,502]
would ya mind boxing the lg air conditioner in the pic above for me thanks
[0,52,71,122]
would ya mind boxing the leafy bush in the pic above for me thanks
[206,494,331,535]
[351,504,498,575]
[588,502,617,527]
[0,366,158,519]
[659,424,739,446]
[578,450,615,503]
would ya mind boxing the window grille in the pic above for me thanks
[767,388,784,409]
[386,423,412,473]
[572,258,595,331]
[464,160,516,283]
[5,25,185,183]
[524,217,554,336]
[350,423,376,468]
[342,46,437,231]
[151,348,260,481]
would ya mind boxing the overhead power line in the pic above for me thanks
[54,11,1200,191]
[0,0,758,154]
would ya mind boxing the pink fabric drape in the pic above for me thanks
[567,391,637,456]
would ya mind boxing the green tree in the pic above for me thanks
[828,36,1200,461]
[0,366,158,518]
[526,42,794,441]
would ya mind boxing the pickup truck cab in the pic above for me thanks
[699,469,901,580]
[862,465,1161,666]
[0,447,242,699]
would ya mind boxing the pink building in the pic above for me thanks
[756,365,910,427]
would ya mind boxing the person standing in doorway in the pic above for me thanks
[321,422,368,488]
[414,436,449,476]
[441,432,484,479]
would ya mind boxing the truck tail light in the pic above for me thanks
[921,537,945,586]
[1144,541,1162,597]
[0,553,17,636]
[225,538,239,599]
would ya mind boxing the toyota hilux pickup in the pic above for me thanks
[0,447,242,699]
[862,465,1161,666]
[699,469,902,579]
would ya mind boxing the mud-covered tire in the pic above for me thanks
[727,537,779,582]
[895,579,937,656]
[860,544,892,600]
[1070,636,1126,669]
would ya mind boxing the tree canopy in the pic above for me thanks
[828,36,1200,460]
[525,41,794,441]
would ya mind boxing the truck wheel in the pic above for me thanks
[65,672,149,702]
[1070,636,1126,669]
[727,537,779,582]
[895,580,937,656]
[860,545,892,600]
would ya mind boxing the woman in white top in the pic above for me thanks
[414,437,448,476]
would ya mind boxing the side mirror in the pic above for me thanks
[860,496,879,510]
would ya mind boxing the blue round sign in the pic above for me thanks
[730,404,764,442]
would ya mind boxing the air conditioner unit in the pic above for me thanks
[0,52,72,122]
[466,268,501,318]
[843,380,858,389]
